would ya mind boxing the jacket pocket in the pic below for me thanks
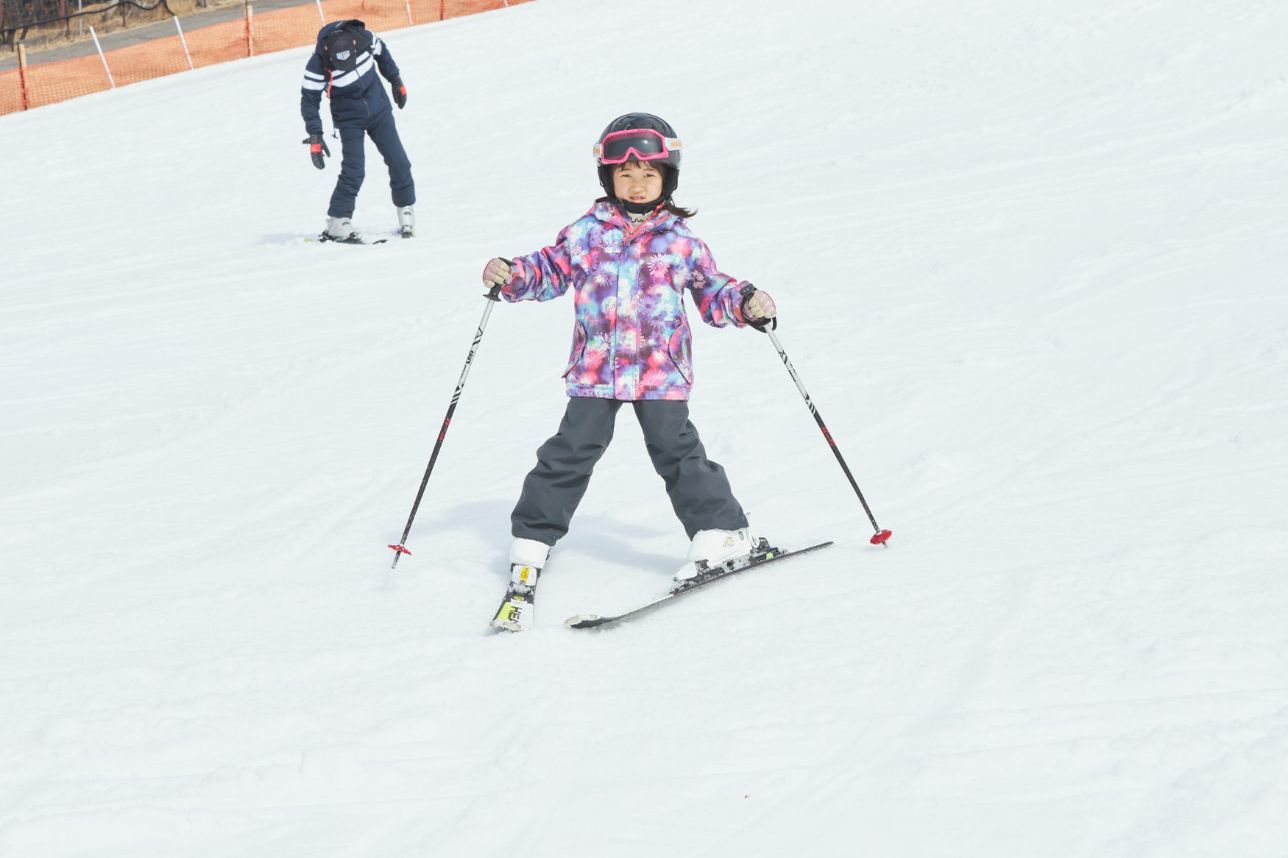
[563,322,588,378]
[666,327,693,384]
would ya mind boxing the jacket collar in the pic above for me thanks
[590,200,676,235]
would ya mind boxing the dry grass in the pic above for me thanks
[6,0,241,57]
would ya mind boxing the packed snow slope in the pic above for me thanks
[3,1,1287,855]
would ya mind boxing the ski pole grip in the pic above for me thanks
[483,258,511,302]
[739,284,777,332]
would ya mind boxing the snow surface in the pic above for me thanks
[3,0,1288,855]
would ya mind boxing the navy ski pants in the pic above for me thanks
[327,109,415,218]
[511,398,749,546]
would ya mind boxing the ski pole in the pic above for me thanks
[760,321,892,546]
[388,285,502,568]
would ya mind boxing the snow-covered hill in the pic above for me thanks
[3,1,1287,855]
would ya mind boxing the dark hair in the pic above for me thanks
[596,197,697,219]
[662,201,697,218]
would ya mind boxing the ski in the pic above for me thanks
[313,232,388,245]
[489,563,542,633]
[564,538,833,630]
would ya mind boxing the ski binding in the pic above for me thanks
[490,564,541,633]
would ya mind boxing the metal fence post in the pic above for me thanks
[174,15,193,70]
[89,26,116,88]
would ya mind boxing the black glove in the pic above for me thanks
[303,134,330,170]
[391,77,407,109]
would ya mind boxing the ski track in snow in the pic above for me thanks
[2,0,1287,855]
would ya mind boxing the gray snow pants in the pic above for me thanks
[511,398,748,546]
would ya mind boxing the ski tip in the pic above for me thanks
[564,614,602,629]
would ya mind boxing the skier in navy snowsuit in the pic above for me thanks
[300,19,417,241]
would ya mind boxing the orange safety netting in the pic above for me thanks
[1,0,527,115]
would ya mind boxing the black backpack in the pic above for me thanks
[320,21,370,73]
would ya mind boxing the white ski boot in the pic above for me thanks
[324,216,360,243]
[397,205,415,239]
[491,538,551,632]
[673,527,753,582]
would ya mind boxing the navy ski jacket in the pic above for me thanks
[300,20,402,135]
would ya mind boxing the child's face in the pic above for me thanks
[612,160,664,205]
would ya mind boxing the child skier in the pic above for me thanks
[482,112,778,631]
[299,19,416,242]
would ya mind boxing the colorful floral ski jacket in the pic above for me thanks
[501,201,753,401]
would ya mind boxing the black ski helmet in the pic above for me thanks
[318,20,368,73]
[595,112,681,202]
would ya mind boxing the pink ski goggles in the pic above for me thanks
[593,128,682,165]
